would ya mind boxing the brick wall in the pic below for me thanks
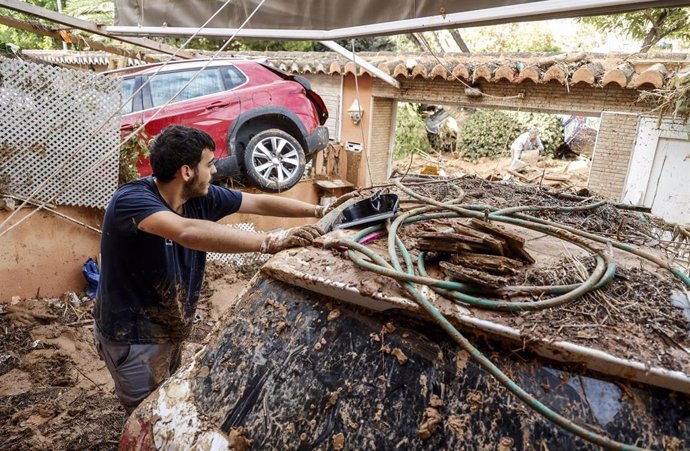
[588,113,640,199]
[373,79,647,115]
[368,97,395,185]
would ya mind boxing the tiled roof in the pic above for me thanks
[23,50,690,89]
[236,51,689,90]
[23,50,147,68]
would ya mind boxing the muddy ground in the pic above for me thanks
[393,153,591,191]
[0,261,255,450]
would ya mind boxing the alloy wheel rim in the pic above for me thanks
[251,136,300,184]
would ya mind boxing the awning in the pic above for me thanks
[109,0,690,40]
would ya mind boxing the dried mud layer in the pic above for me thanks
[514,259,690,373]
[0,261,255,450]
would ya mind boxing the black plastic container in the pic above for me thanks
[335,193,400,229]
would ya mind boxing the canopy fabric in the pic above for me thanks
[112,0,690,39]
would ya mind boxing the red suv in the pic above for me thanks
[113,59,329,192]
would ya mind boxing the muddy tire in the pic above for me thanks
[243,129,305,193]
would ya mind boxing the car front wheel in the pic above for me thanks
[243,129,306,192]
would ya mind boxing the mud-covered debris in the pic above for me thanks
[419,374,428,396]
[446,413,469,438]
[327,308,342,321]
[391,348,408,365]
[498,436,514,451]
[369,332,381,343]
[382,322,396,335]
[229,427,253,451]
[274,321,288,335]
[417,399,443,439]
[332,432,345,450]
[467,391,483,413]
[429,394,443,408]
[314,342,323,351]
[455,350,470,375]
[325,387,343,411]
[340,408,359,430]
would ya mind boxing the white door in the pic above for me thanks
[644,137,690,224]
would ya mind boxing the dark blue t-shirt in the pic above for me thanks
[93,177,242,344]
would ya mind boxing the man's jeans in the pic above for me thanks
[93,324,182,414]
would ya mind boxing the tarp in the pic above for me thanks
[111,0,690,39]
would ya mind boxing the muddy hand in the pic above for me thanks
[261,225,323,254]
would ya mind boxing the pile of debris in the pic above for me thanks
[414,218,533,287]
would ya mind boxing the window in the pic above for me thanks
[149,68,225,107]
[223,66,247,89]
[121,77,137,114]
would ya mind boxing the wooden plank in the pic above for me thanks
[469,218,525,246]
[415,232,485,247]
[450,223,506,255]
[0,13,163,63]
[449,253,523,274]
[416,238,478,254]
[440,261,510,287]
[0,0,197,59]
[469,219,535,264]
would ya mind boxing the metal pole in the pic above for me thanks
[55,0,67,50]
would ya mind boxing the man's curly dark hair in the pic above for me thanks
[149,125,215,182]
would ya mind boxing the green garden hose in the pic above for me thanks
[324,179,689,450]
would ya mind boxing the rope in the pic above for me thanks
[325,179,690,450]
[349,40,374,187]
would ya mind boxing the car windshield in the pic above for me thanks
[149,68,225,107]
[121,78,136,114]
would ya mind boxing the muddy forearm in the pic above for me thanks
[177,220,266,253]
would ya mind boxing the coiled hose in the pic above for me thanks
[324,179,690,450]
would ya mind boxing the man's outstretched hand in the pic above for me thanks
[261,225,323,254]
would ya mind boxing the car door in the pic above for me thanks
[140,66,242,168]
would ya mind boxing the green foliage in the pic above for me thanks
[511,112,565,158]
[230,40,317,52]
[119,128,149,185]
[462,23,562,53]
[64,0,113,25]
[457,110,522,162]
[394,103,430,159]
[580,8,690,52]
[0,0,61,49]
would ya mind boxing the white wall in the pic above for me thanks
[623,117,690,225]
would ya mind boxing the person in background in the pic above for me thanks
[509,127,544,171]
[93,125,332,415]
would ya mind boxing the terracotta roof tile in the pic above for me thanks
[23,50,690,91]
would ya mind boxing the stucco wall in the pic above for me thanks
[0,206,102,301]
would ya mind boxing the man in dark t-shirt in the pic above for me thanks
[94,125,329,414]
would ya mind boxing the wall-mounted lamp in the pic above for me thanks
[347,99,364,125]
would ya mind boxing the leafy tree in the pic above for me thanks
[394,103,430,159]
[462,23,561,53]
[0,0,61,49]
[580,8,690,52]
[64,0,113,25]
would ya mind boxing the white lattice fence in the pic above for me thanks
[0,56,121,208]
